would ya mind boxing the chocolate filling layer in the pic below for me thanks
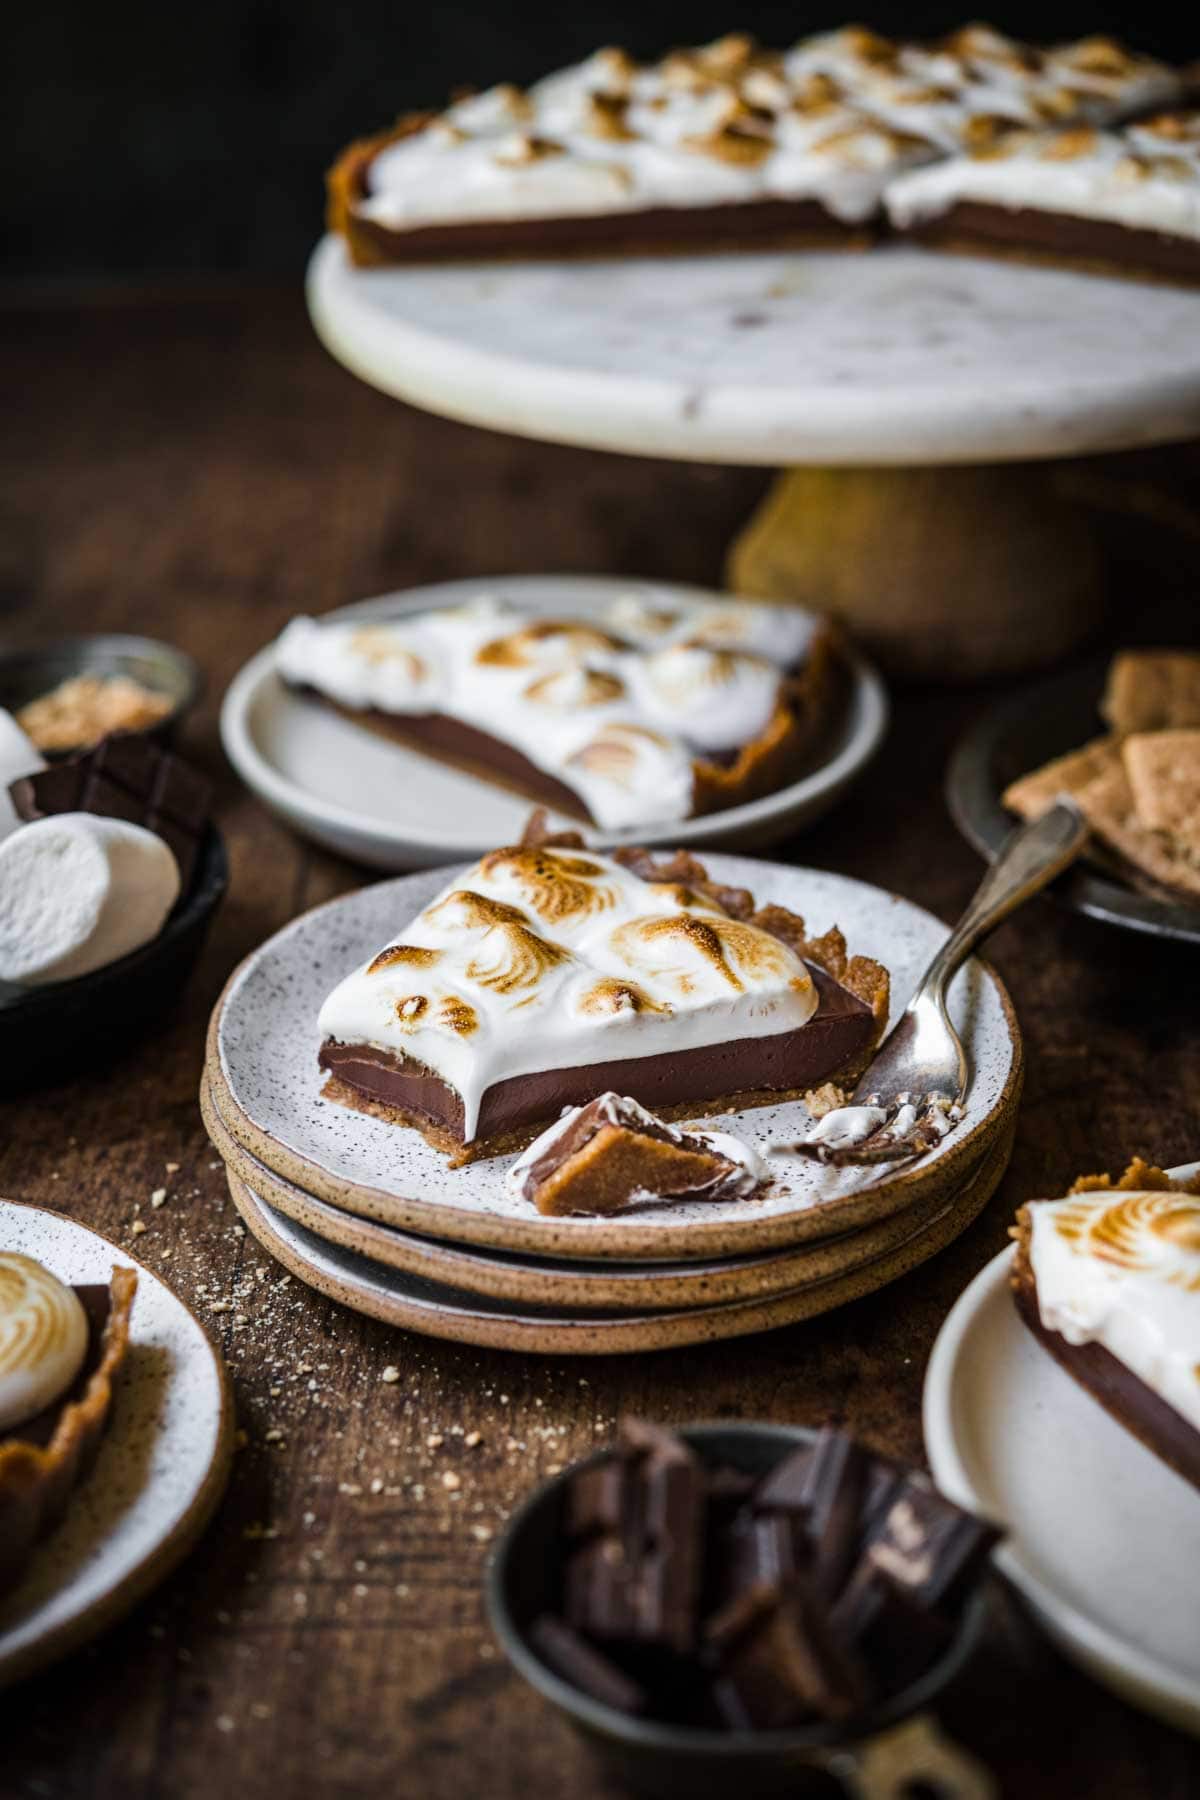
[1013,1276,1200,1491]
[348,196,873,264]
[319,961,873,1143]
[908,202,1200,281]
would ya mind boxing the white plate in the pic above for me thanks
[219,575,888,870]
[308,234,1200,467]
[923,1170,1200,1738]
[0,1201,234,1686]
[212,851,1020,1261]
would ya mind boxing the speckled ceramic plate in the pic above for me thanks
[207,853,1022,1263]
[202,1073,1004,1312]
[924,1163,1200,1740]
[219,576,887,870]
[223,1126,1012,1353]
[0,1201,234,1687]
[206,1076,1004,1307]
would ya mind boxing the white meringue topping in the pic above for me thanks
[318,845,819,1140]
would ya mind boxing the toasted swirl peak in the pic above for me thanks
[1052,1192,1200,1291]
[0,1253,90,1433]
[610,913,805,997]
[478,848,616,922]
[368,943,442,975]
[424,889,533,932]
[475,620,625,668]
[465,921,572,996]
[575,978,670,1018]
[349,628,427,681]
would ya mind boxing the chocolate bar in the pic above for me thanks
[10,734,212,895]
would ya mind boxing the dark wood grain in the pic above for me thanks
[1,286,1199,1800]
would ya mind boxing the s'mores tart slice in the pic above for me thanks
[887,110,1200,286]
[1012,1161,1200,1490]
[317,819,888,1164]
[0,1254,137,1593]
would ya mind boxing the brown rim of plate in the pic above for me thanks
[204,940,1022,1262]
[221,1123,1014,1354]
[0,1200,235,1690]
[200,1072,1000,1312]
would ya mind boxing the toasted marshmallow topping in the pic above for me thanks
[277,591,817,830]
[886,109,1200,239]
[0,1253,89,1432]
[505,1091,768,1205]
[356,36,943,231]
[352,31,1179,235]
[318,846,819,1138]
[1027,1190,1200,1430]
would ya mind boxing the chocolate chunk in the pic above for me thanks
[756,1427,868,1602]
[831,1567,955,1693]
[707,1577,871,1730]
[11,733,212,895]
[563,1421,705,1655]
[858,1473,1001,1609]
[530,1615,648,1715]
[718,1508,807,1605]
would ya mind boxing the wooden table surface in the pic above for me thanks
[2,286,1199,1800]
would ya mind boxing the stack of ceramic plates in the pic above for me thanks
[201,855,1022,1354]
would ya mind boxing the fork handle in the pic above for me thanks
[920,801,1088,1002]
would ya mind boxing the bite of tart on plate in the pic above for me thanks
[317,814,890,1165]
[0,1252,137,1595]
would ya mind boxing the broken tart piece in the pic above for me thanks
[0,1253,137,1595]
[1012,1161,1200,1491]
[318,819,889,1163]
[506,1092,767,1216]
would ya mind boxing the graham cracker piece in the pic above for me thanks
[1101,651,1200,735]
[1002,735,1122,821]
[1072,757,1200,899]
[1122,730,1200,857]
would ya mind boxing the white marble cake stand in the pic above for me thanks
[308,234,1200,676]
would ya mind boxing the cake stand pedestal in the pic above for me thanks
[308,235,1200,679]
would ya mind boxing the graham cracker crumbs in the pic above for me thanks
[17,672,174,752]
[131,1219,147,1237]
[441,1471,461,1490]
[151,1188,167,1208]
[381,1366,401,1383]
[465,1431,482,1448]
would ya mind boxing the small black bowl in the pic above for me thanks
[0,824,228,1091]
[0,635,201,756]
[487,1423,990,1800]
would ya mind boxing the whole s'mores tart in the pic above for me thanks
[328,26,1182,267]
[887,111,1200,285]
[317,819,889,1163]
[277,593,840,832]
[0,1253,137,1594]
[327,32,944,267]
[1012,1162,1200,1490]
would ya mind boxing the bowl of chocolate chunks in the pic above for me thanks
[488,1420,999,1800]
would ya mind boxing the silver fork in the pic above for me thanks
[791,801,1088,1165]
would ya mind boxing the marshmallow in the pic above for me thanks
[0,708,46,844]
[0,814,180,986]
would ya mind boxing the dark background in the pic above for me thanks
[7,4,1197,280]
